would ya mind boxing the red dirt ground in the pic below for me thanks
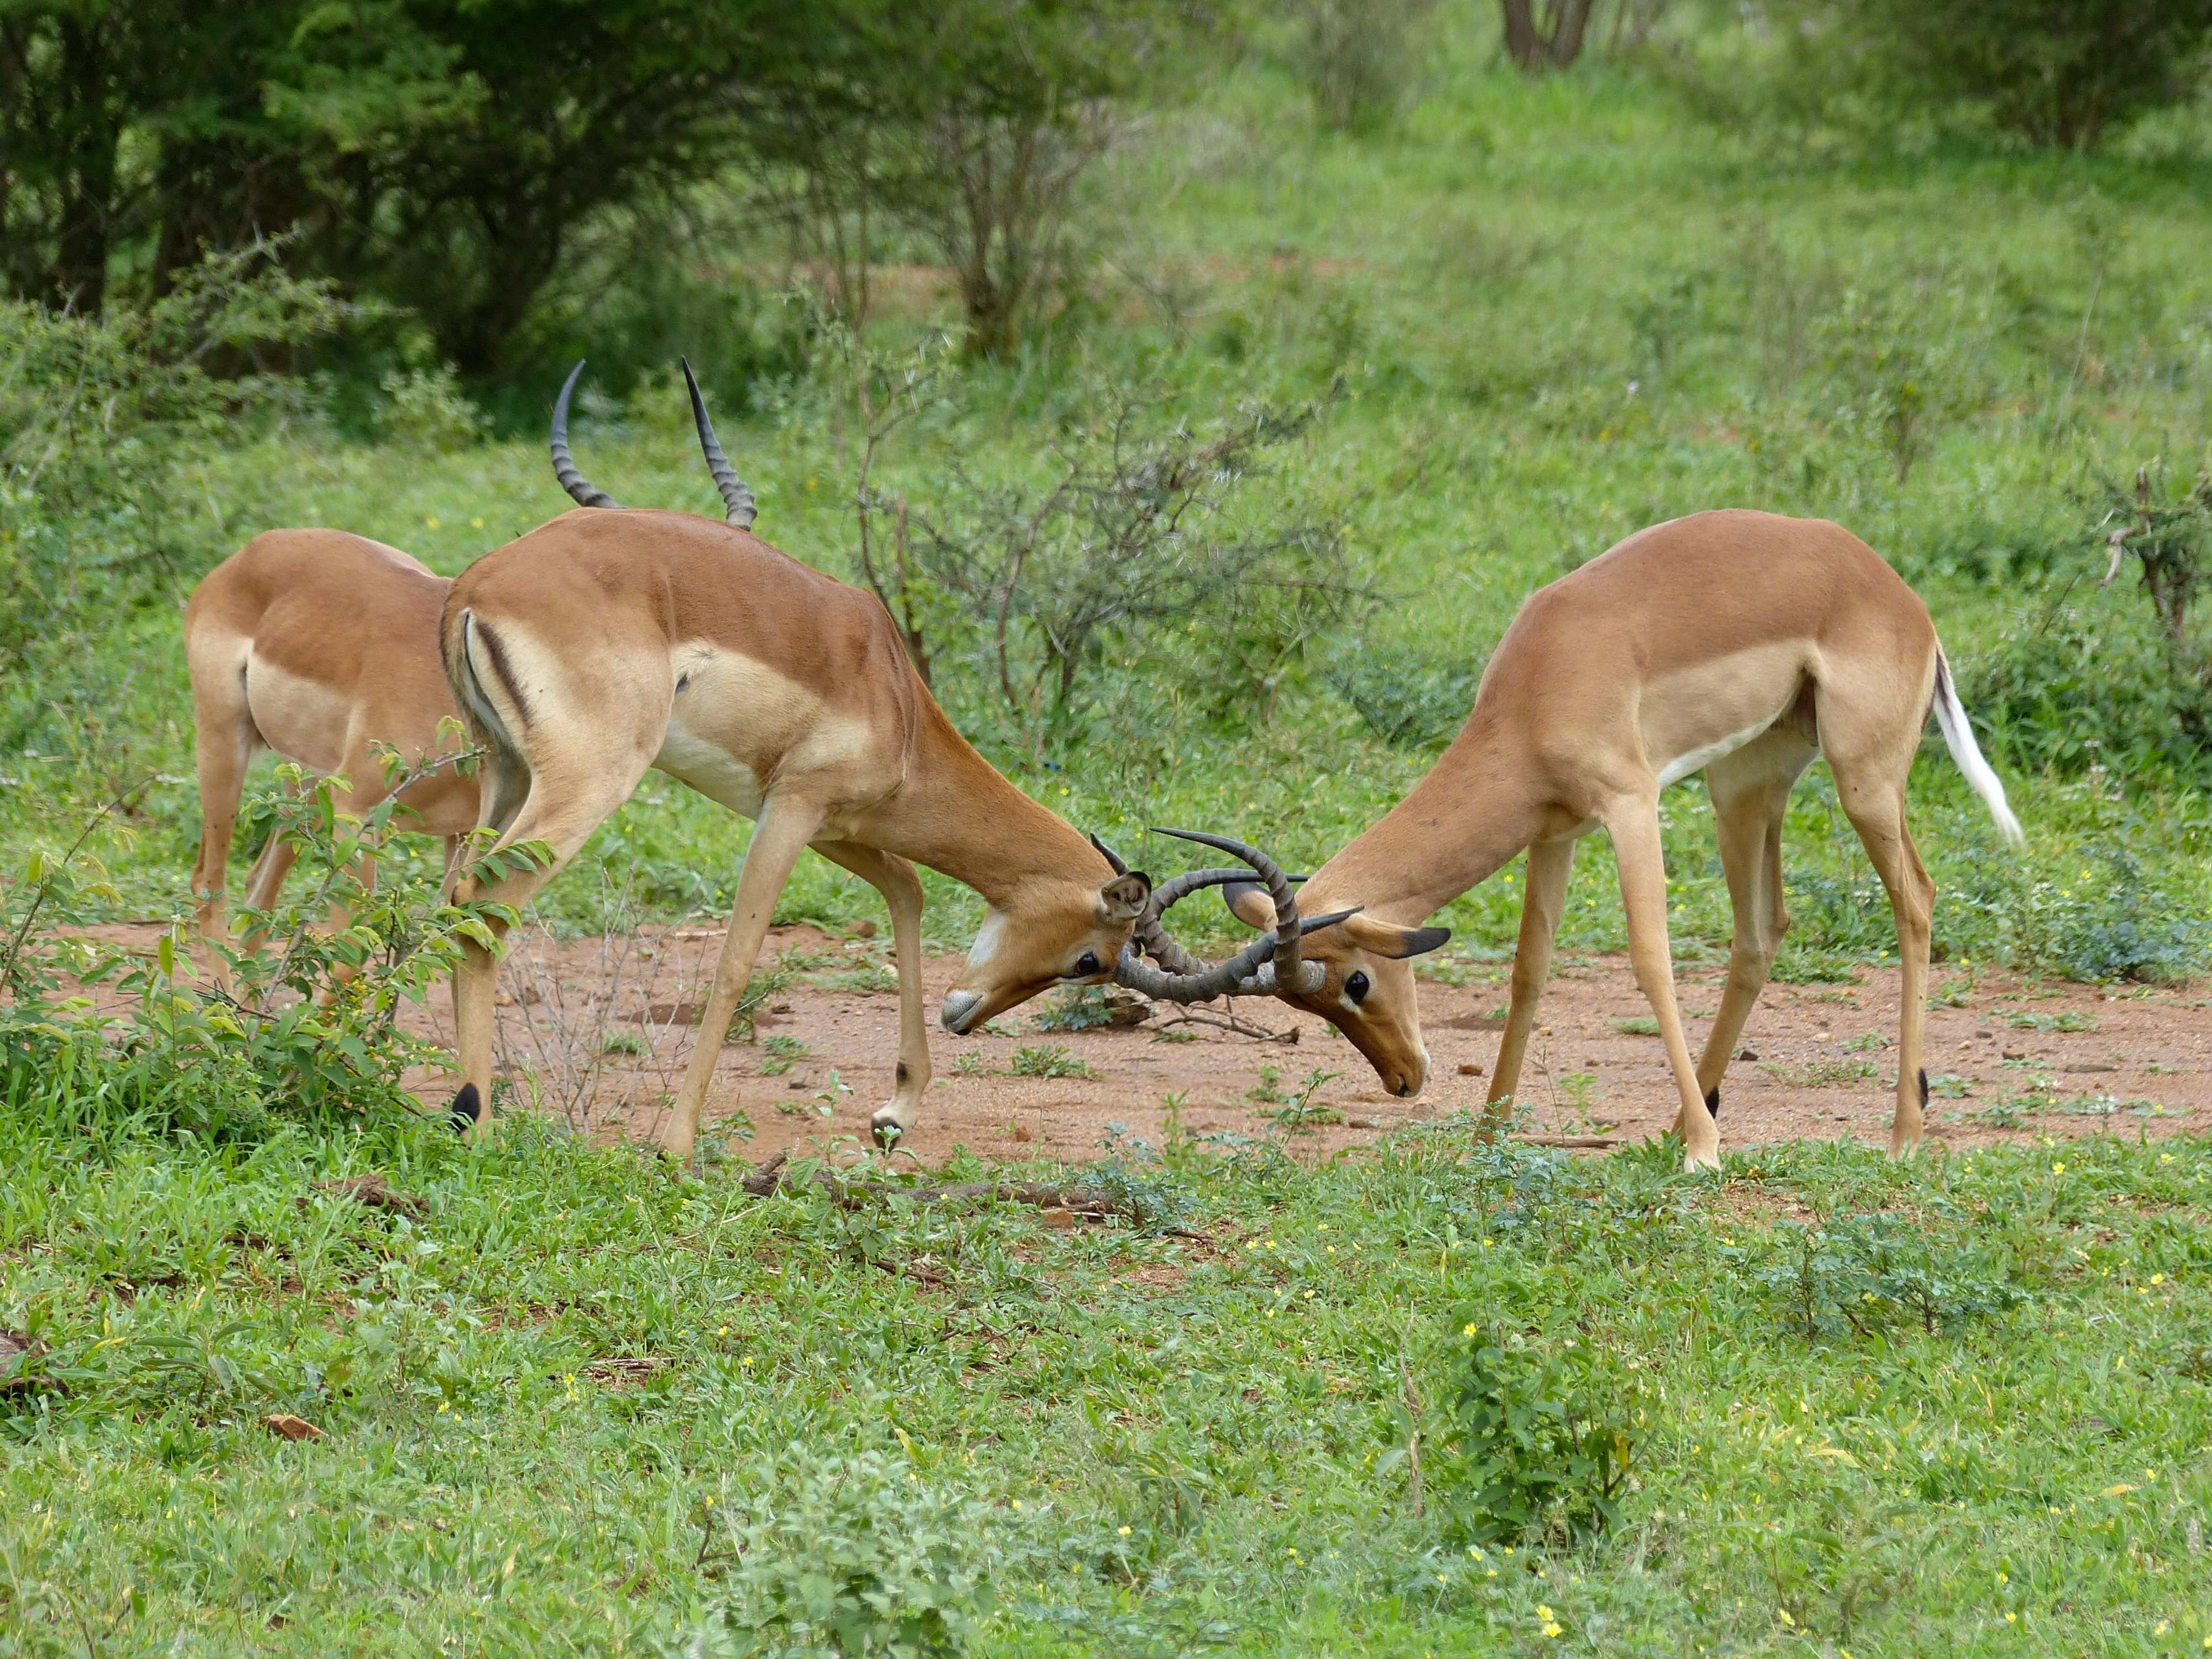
[72,921,2210,1164]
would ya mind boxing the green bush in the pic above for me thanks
[1812,0,2212,150]
[1413,1315,1640,1546]
[0,759,542,1138]
[693,1446,1003,1657]
[1733,1214,2023,1342]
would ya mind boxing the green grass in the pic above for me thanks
[3,1082,2209,1655]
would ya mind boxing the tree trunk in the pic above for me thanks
[44,18,119,314]
[1547,0,1596,67]
[1501,0,1543,67]
[1500,0,1597,72]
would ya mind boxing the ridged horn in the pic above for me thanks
[1110,827,1357,1001]
[550,359,618,508]
[682,356,758,530]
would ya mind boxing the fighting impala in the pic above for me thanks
[1120,510,2023,1169]
[185,529,478,989]
[439,363,1150,1159]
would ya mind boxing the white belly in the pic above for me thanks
[653,716,765,817]
[1655,716,1781,789]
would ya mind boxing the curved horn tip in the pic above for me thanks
[1087,832,1130,875]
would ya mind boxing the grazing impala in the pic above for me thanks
[1119,510,2023,1169]
[185,529,477,988]
[439,363,1150,1159]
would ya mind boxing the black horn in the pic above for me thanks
[550,359,618,509]
[682,357,758,531]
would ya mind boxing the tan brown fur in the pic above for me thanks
[1243,510,2020,1168]
[440,507,1147,1159]
[185,530,479,987]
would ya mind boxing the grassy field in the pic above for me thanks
[7,12,2212,1653]
[3,1084,2208,1655]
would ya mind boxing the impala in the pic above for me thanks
[185,528,478,989]
[1118,510,2023,1169]
[439,362,1150,1158]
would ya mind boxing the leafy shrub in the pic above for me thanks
[1034,986,1113,1032]
[1284,0,1438,132]
[1810,0,2212,150]
[693,1446,1002,1657]
[1328,653,1478,748]
[1417,1317,1641,1546]
[1008,1044,1093,1079]
[1734,1214,2023,1342]
[852,371,1382,752]
[2014,840,2212,984]
[0,760,540,1138]
[375,363,487,451]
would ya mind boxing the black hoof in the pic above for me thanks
[1703,1085,1720,1119]
[449,1083,482,1135]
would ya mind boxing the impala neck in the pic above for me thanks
[879,698,1108,905]
[1308,716,1549,924]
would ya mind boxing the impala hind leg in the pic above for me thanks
[662,799,826,1165]
[1606,799,1721,1169]
[1817,681,1938,1155]
[189,664,257,990]
[1830,777,1934,1155]
[1485,836,1574,1128]
[813,841,930,1147]
[1695,737,1816,1120]
[448,761,651,1141]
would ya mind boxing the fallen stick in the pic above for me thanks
[1515,1134,1618,1149]
[738,1151,1136,1217]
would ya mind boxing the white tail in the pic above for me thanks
[1932,647,2023,848]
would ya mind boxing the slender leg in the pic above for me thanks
[1605,799,1720,1169]
[1486,836,1574,1123]
[1815,673,1939,1156]
[813,841,931,1145]
[1694,738,1815,1117]
[449,758,653,1141]
[189,668,255,992]
[661,799,827,1164]
[1838,791,1934,1154]
[237,770,315,957]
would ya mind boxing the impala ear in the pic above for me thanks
[1342,912,1452,959]
[1097,872,1151,924]
[1222,880,1276,930]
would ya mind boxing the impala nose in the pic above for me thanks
[941,990,983,1033]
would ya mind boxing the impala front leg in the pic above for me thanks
[816,841,931,1146]
[1606,801,1720,1170]
[1486,836,1573,1128]
[665,799,826,1165]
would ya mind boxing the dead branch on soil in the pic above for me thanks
[1149,1005,1301,1045]
[307,1173,428,1219]
[736,1149,1155,1223]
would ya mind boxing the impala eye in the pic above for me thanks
[1345,970,1371,1004]
[1074,952,1102,977]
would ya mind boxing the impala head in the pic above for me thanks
[1115,830,1449,1098]
[940,855,1152,1035]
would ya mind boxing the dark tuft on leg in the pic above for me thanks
[1917,1067,1929,1108]
[449,1082,482,1133]
[895,1062,909,1085]
[1703,1085,1721,1119]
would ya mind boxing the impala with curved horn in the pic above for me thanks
[1130,510,2023,1170]
[441,362,1150,1159]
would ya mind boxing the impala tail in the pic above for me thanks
[1931,646,2024,848]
